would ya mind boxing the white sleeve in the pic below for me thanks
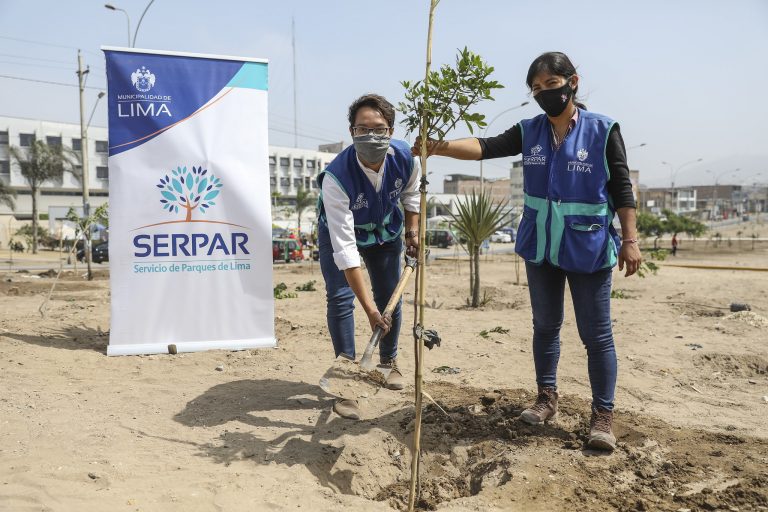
[321,177,361,270]
[400,157,421,213]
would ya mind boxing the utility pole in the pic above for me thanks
[292,16,298,148]
[77,50,93,280]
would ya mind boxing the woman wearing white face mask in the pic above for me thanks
[317,94,421,420]
[413,52,642,451]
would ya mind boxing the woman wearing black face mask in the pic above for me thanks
[413,52,642,451]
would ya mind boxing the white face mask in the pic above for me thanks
[353,134,391,164]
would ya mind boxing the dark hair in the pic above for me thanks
[526,52,586,110]
[348,94,395,128]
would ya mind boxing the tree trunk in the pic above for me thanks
[468,244,475,299]
[184,205,192,222]
[31,186,38,254]
[472,246,481,307]
[85,225,93,281]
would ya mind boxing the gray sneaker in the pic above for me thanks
[587,407,616,451]
[519,386,558,425]
[380,357,405,391]
[333,399,360,420]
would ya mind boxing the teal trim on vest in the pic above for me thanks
[517,110,620,273]
[316,139,413,248]
[521,194,548,263]
[603,121,616,180]
[549,201,610,267]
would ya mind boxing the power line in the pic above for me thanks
[269,119,343,144]
[0,52,72,64]
[0,35,102,57]
[268,126,339,143]
[0,74,105,91]
[0,59,75,71]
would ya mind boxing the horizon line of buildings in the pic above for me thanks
[1,115,765,243]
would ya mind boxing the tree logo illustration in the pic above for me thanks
[157,166,223,222]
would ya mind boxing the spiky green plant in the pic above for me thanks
[449,191,508,307]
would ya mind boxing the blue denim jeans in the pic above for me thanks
[318,224,403,361]
[525,261,618,410]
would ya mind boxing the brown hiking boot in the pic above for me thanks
[332,399,360,420]
[519,386,558,425]
[381,357,405,390]
[588,407,617,451]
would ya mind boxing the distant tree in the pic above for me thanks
[293,185,315,236]
[10,140,71,253]
[66,202,108,281]
[637,212,664,249]
[0,179,16,210]
[637,210,706,250]
[157,166,222,221]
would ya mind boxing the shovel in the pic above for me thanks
[319,255,417,400]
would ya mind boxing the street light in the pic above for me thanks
[104,4,131,47]
[87,92,105,129]
[105,0,156,47]
[132,0,156,47]
[479,100,529,192]
[662,157,703,189]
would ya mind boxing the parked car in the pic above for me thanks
[425,229,456,248]
[77,241,109,264]
[490,231,512,243]
[499,226,517,241]
[272,238,302,262]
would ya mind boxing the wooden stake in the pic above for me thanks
[408,1,438,510]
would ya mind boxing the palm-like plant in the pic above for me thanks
[294,185,315,236]
[10,140,70,253]
[0,179,16,211]
[450,191,508,307]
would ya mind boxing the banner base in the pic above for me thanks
[107,337,277,356]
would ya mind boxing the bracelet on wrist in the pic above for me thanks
[621,238,638,244]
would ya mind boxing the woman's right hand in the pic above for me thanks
[411,136,448,157]
[366,309,391,335]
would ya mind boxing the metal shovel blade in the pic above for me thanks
[318,356,392,401]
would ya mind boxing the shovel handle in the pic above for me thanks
[359,259,417,370]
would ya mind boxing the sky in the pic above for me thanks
[1,0,767,192]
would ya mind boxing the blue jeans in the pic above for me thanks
[525,261,617,410]
[318,224,402,361]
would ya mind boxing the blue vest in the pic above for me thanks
[515,109,621,273]
[317,139,414,247]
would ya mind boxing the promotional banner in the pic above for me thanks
[102,47,275,356]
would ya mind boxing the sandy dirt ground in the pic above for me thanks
[1,235,767,511]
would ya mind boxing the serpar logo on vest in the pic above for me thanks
[118,65,172,118]
[568,148,593,173]
[132,165,253,275]
[389,177,404,199]
[523,144,546,166]
[351,193,369,211]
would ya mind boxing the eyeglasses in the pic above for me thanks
[351,126,390,137]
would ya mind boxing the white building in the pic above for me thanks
[0,115,338,239]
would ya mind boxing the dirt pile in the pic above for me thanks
[369,383,768,511]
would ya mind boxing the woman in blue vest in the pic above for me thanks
[415,52,642,451]
[317,94,421,420]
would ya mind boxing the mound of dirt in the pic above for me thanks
[726,311,768,328]
[368,383,768,511]
[694,353,768,378]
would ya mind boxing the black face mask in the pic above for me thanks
[534,80,574,117]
